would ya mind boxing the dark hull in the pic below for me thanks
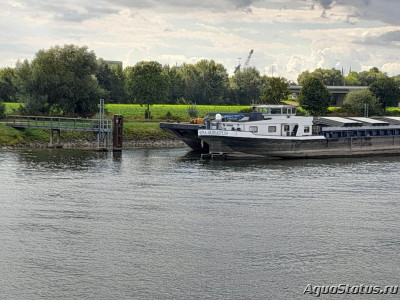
[201,135,400,159]
[159,123,208,153]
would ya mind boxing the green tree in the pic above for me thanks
[109,64,127,103]
[343,89,382,116]
[393,74,400,88]
[124,61,168,118]
[260,77,290,104]
[298,77,332,115]
[298,68,344,86]
[345,71,360,86]
[95,59,126,103]
[163,65,185,104]
[356,67,386,86]
[229,67,263,105]
[369,76,400,108]
[14,45,104,116]
[0,100,5,119]
[0,67,17,102]
[13,59,48,113]
[180,60,229,105]
[297,70,312,86]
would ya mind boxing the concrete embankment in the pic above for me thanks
[0,123,185,149]
[0,138,185,150]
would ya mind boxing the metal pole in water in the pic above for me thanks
[98,99,105,148]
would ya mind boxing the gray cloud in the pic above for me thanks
[312,0,400,25]
[14,0,120,22]
[357,30,400,46]
[351,0,400,25]
[11,0,400,25]
[317,0,333,9]
[103,0,258,11]
[15,0,259,23]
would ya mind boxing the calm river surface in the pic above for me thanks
[0,148,399,299]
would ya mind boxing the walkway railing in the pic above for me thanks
[5,115,112,132]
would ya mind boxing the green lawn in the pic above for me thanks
[105,104,249,121]
[123,122,173,140]
[0,125,51,145]
[3,103,250,121]
[4,102,22,115]
[4,101,400,121]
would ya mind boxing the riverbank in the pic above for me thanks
[0,123,185,149]
[0,138,185,150]
[0,103,246,149]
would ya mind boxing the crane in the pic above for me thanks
[243,49,254,70]
[234,58,242,73]
[234,50,254,73]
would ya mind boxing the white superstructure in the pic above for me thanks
[199,105,320,139]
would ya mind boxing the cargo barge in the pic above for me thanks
[161,105,400,159]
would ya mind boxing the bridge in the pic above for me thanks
[289,85,368,106]
[5,115,112,147]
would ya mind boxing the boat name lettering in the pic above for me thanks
[199,130,229,136]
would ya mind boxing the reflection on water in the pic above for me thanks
[0,148,400,299]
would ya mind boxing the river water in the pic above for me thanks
[0,148,399,299]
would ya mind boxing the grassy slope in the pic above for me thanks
[0,124,96,146]
[0,125,49,145]
[106,104,249,121]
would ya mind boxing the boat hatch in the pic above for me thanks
[314,117,363,127]
[348,117,390,126]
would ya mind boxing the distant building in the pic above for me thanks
[289,85,368,106]
[105,60,123,68]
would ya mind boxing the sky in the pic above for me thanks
[1,0,400,81]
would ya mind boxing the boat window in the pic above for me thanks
[283,108,288,114]
[249,126,258,133]
[268,126,277,133]
[284,125,290,132]
[304,126,310,133]
[271,109,281,114]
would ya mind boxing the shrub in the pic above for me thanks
[385,108,400,116]
[342,90,382,116]
[187,104,199,118]
[165,111,173,119]
[0,101,5,119]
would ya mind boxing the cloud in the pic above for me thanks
[2,0,400,79]
[356,30,400,46]
[311,0,400,25]
[273,47,367,81]
[296,26,400,50]
[315,0,334,9]
[381,62,400,76]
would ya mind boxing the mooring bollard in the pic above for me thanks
[113,115,123,151]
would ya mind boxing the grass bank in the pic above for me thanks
[3,103,400,147]
[105,104,249,121]
[0,123,174,147]
[0,124,97,146]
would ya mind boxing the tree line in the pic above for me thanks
[297,69,400,116]
[0,44,399,118]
